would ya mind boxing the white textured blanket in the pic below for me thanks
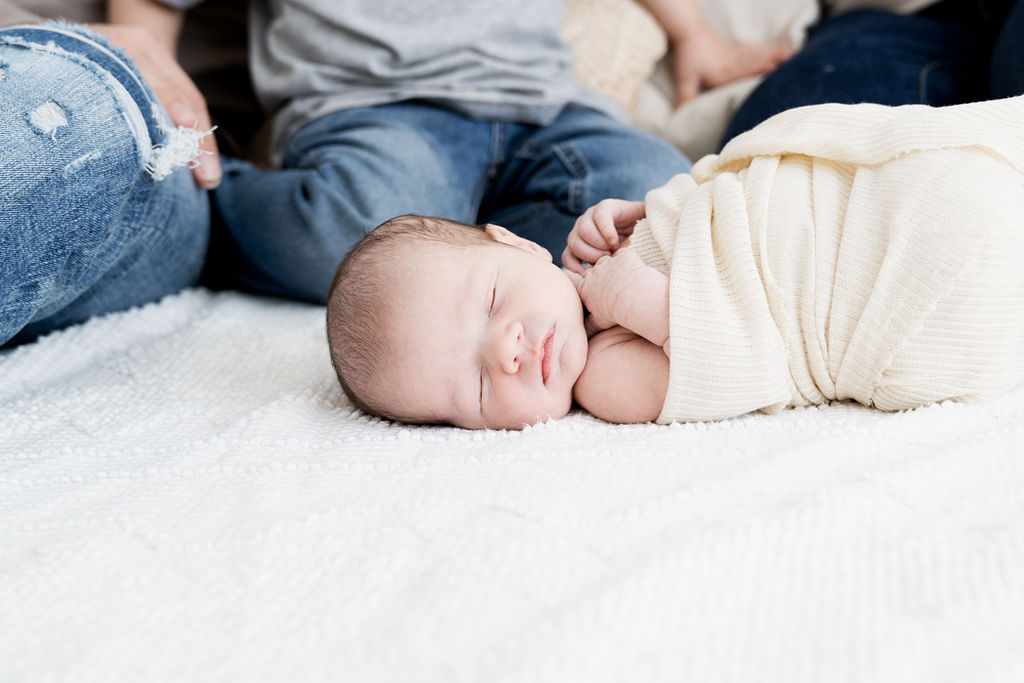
[2,289,1023,682]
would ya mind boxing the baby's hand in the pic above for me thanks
[567,247,650,331]
[562,199,645,274]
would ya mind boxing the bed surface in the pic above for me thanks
[2,289,1023,681]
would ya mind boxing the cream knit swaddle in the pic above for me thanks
[629,95,1024,424]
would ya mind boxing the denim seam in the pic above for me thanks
[551,143,588,214]
[472,121,507,214]
[487,121,506,173]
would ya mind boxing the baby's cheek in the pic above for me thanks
[499,385,552,426]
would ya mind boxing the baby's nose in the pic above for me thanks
[495,321,523,375]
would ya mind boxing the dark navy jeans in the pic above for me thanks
[721,0,1023,147]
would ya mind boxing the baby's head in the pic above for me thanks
[326,214,589,429]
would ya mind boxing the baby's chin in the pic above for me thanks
[483,397,573,430]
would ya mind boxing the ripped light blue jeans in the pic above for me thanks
[0,24,209,347]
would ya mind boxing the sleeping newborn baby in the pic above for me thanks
[326,213,592,429]
[327,95,1024,429]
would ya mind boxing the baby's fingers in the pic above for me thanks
[593,199,645,239]
[563,267,583,293]
[564,232,611,273]
[589,204,622,250]
[570,209,615,251]
[561,247,585,275]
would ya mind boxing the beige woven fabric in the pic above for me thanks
[562,0,668,113]
[630,96,1024,423]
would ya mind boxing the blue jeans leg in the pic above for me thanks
[0,25,208,347]
[481,106,691,264]
[211,103,496,301]
[720,10,987,147]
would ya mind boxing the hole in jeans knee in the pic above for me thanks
[28,100,68,138]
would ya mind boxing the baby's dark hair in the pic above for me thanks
[325,214,496,420]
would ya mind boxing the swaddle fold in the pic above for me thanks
[630,95,1024,423]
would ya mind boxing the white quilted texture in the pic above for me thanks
[2,289,1023,682]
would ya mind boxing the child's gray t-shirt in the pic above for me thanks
[162,0,621,165]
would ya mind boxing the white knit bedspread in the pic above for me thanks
[2,289,1023,682]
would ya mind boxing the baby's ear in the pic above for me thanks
[484,224,553,262]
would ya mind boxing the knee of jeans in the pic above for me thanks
[0,25,205,184]
[582,136,690,207]
[298,136,470,228]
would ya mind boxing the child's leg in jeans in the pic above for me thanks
[479,106,691,265]
[0,25,209,347]
[210,103,496,302]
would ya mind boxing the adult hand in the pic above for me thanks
[90,23,221,188]
[562,198,646,275]
[672,26,793,108]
